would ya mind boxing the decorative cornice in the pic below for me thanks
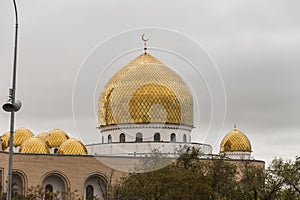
[98,123,193,133]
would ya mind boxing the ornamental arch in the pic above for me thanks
[83,172,108,200]
[12,169,27,196]
[40,171,70,198]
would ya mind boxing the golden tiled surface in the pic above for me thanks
[1,128,34,149]
[45,129,69,148]
[99,53,193,127]
[19,137,50,154]
[129,83,181,123]
[220,128,252,152]
[13,127,34,147]
[58,138,87,155]
[36,132,49,141]
[1,132,10,150]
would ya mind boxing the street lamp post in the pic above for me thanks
[2,0,21,199]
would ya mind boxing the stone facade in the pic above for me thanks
[0,152,126,199]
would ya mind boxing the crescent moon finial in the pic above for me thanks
[142,33,149,42]
[141,34,149,54]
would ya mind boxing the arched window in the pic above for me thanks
[86,185,94,200]
[108,135,112,143]
[154,133,160,142]
[120,133,125,143]
[45,184,53,200]
[183,134,187,143]
[136,133,143,142]
[12,173,24,196]
[170,133,176,142]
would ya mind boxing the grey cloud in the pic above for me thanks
[0,0,299,164]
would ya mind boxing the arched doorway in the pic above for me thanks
[154,133,160,142]
[183,134,187,143]
[86,185,94,200]
[12,171,26,197]
[41,171,69,199]
[136,133,143,142]
[119,133,125,143]
[84,174,107,200]
[170,133,176,142]
[45,184,54,200]
[108,135,112,143]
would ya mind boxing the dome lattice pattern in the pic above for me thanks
[45,129,69,148]
[129,83,181,123]
[99,53,193,127]
[1,132,10,150]
[220,128,252,153]
[19,137,50,154]
[58,138,87,155]
[13,127,34,147]
[37,132,49,141]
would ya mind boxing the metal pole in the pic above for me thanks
[6,0,19,199]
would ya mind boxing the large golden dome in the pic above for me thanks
[13,127,34,147]
[220,128,252,153]
[1,132,10,150]
[98,53,193,127]
[19,137,50,154]
[58,138,87,155]
[45,129,69,148]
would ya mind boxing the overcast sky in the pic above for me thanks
[0,0,299,164]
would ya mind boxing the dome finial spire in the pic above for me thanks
[234,123,237,130]
[141,33,149,54]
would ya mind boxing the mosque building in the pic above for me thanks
[0,41,263,199]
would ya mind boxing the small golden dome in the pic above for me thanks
[98,53,193,127]
[19,137,50,154]
[45,129,69,148]
[220,128,252,153]
[36,132,49,141]
[14,127,34,147]
[58,138,87,155]
[1,132,10,150]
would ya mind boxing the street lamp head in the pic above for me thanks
[2,100,22,112]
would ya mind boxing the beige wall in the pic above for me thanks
[0,152,126,198]
[0,152,265,198]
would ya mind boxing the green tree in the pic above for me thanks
[0,185,83,200]
[115,162,213,200]
[239,161,266,200]
[113,147,244,200]
[239,156,300,200]
[267,156,300,199]
[205,158,239,200]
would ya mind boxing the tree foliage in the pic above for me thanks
[112,147,300,200]
[0,185,84,200]
[1,148,300,199]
